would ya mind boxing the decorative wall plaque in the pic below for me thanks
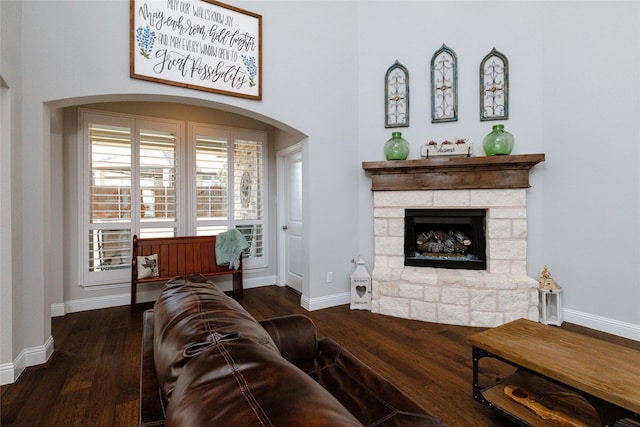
[385,60,409,128]
[480,48,509,121]
[430,44,458,123]
[130,0,262,99]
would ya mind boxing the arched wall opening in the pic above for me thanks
[46,94,308,314]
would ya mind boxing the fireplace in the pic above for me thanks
[362,154,545,327]
[404,209,486,270]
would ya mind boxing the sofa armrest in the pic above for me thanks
[259,314,318,364]
[140,310,166,427]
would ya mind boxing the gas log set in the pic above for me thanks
[416,230,471,257]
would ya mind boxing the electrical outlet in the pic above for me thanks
[326,272,333,283]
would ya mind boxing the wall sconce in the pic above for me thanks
[538,265,563,326]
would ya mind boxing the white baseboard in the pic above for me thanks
[302,291,350,311]
[563,308,640,341]
[0,335,54,386]
[51,302,66,317]
[52,275,278,316]
[0,352,24,386]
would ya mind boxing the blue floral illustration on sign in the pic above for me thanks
[241,55,257,87]
[136,25,156,59]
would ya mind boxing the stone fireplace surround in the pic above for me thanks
[363,154,545,328]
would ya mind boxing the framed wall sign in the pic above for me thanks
[130,0,262,100]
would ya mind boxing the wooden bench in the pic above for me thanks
[131,235,243,309]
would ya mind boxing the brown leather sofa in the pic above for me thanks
[140,275,442,426]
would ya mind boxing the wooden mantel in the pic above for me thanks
[362,154,545,191]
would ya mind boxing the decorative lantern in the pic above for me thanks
[538,266,563,326]
[350,256,371,310]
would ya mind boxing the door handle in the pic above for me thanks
[282,225,288,230]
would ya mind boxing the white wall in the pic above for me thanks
[0,0,26,385]
[539,2,640,333]
[1,0,639,384]
[355,1,640,339]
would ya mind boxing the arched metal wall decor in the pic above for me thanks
[385,60,409,128]
[430,44,458,123]
[480,48,509,121]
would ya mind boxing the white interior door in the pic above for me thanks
[278,147,303,293]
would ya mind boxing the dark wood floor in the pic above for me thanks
[2,285,638,426]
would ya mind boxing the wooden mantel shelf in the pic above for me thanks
[362,154,545,191]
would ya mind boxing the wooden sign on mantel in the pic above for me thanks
[130,0,262,99]
[362,154,545,191]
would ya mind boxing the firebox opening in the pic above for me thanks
[404,209,487,270]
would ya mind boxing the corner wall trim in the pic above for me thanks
[0,352,24,386]
[0,335,54,386]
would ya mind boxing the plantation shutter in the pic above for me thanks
[87,122,133,280]
[191,125,266,268]
[195,133,229,236]
[138,125,178,239]
[234,135,264,261]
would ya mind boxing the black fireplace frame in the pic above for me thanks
[404,209,487,270]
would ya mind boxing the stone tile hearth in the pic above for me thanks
[370,189,539,328]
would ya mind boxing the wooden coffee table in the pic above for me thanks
[468,318,640,427]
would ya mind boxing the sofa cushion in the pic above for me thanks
[152,274,278,400]
[166,339,362,426]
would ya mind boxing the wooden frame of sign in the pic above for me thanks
[130,0,262,100]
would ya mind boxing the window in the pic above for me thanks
[192,125,266,268]
[194,129,229,235]
[81,110,266,287]
[85,116,134,285]
[138,123,178,238]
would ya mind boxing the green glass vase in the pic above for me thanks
[384,132,410,160]
[483,124,514,156]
